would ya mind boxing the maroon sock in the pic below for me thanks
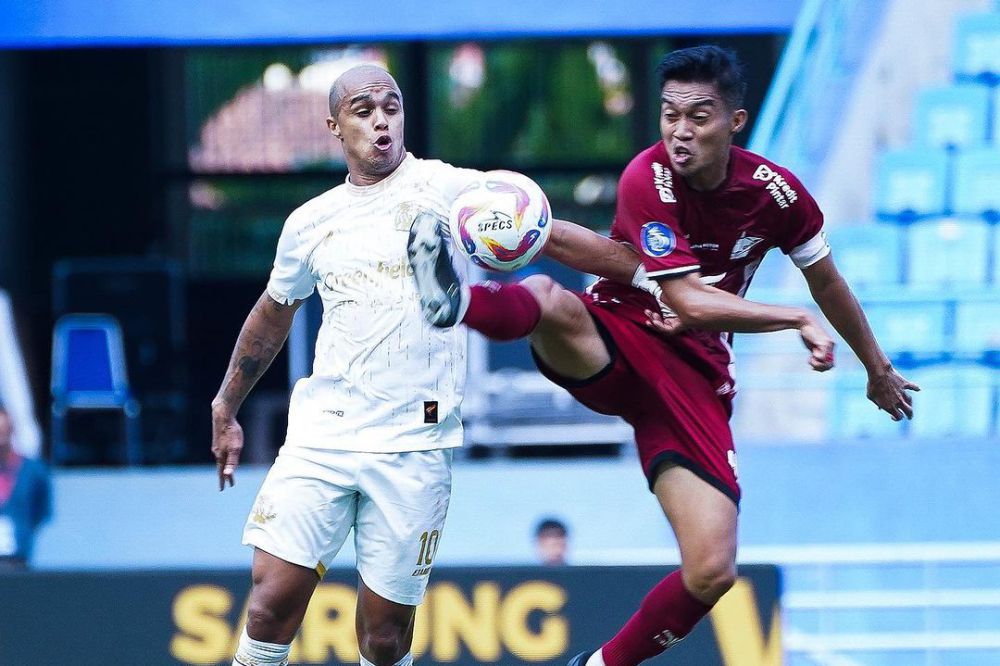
[601,571,713,666]
[461,282,541,341]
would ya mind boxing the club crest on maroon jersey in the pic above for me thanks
[640,221,676,257]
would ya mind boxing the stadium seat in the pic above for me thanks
[954,298,1000,356]
[908,364,995,438]
[873,149,949,219]
[953,147,1000,217]
[861,297,948,356]
[912,84,991,149]
[51,314,142,465]
[826,224,903,289]
[829,369,907,439]
[952,12,1000,81]
[906,218,991,286]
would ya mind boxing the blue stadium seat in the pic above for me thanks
[826,224,903,289]
[861,297,948,356]
[906,218,991,286]
[953,147,1000,217]
[829,369,906,439]
[913,84,991,149]
[51,314,141,465]
[874,149,949,219]
[953,12,1000,81]
[954,299,1000,356]
[908,364,996,438]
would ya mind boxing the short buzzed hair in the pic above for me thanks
[656,45,747,110]
[327,64,398,117]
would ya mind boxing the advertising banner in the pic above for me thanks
[0,565,780,665]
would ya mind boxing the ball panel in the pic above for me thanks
[448,170,552,272]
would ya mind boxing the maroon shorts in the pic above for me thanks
[531,296,740,505]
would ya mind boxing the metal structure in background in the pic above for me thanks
[749,0,889,187]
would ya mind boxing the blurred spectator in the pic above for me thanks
[534,517,570,566]
[0,407,52,570]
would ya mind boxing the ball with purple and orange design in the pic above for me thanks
[449,170,551,272]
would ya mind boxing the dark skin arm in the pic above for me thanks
[802,255,919,420]
[211,291,303,490]
[649,271,836,371]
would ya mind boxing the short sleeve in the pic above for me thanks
[613,156,700,279]
[266,209,316,305]
[775,169,829,268]
[433,162,484,204]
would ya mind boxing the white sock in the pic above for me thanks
[359,652,413,666]
[232,627,290,666]
[586,649,607,666]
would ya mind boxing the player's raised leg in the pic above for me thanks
[407,212,610,377]
[573,467,736,666]
[232,548,320,666]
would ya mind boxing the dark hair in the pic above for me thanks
[535,518,567,537]
[656,45,747,109]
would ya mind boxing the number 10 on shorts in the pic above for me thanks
[416,530,440,566]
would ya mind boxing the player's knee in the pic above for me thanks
[360,624,407,664]
[245,600,291,643]
[684,554,736,604]
[519,274,560,307]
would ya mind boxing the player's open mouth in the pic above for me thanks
[375,135,393,150]
[672,146,692,165]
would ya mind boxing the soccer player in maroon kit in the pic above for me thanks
[408,46,919,666]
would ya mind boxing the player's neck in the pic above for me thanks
[685,149,732,192]
[346,154,407,187]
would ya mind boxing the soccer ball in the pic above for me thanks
[449,170,552,272]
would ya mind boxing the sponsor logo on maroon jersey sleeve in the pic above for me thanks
[752,163,799,209]
[640,222,677,257]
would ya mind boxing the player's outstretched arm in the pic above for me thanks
[654,272,836,372]
[211,291,303,490]
[801,255,919,420]
[544,219,642,285]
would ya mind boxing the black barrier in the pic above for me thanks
[0,565,780,665]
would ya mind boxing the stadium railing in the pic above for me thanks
[749,0,889,184]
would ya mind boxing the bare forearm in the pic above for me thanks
[809,275,888,372]
[211,292,297,419]
[544,219,640,284]
[661,278,811,333]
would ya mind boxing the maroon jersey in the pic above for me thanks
[591,142,828,396]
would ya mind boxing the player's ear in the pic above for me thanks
[731,108,748,135]
[327,116,342,140]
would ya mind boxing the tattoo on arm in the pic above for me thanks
[214,293,296,415]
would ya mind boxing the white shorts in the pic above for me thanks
[243,447,453,606]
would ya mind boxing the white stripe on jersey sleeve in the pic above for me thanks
[789,230,831,269]
[647,264,701,278]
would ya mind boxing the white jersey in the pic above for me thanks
[267,153,481,453]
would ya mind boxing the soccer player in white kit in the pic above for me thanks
[211,65,649,666]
